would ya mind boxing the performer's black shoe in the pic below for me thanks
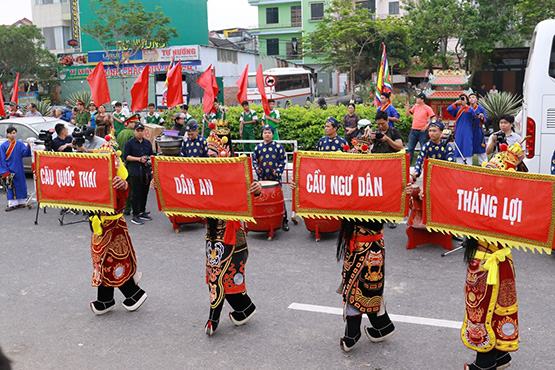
[463,363,497,370]
[229,302,256,326]
[282,220,289,231]
[5,206,17,212]
[386,222,397,229]
[496,352,512,369]
[364,322,395,342]
[130,217,144,225]
[122,289,147,312]
[204,319,219,336]
[339,333,361,352]
[138,212,152,221]
[90,299,116,315]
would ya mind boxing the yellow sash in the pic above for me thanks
[90,213,123,236]
[475,248,512,286]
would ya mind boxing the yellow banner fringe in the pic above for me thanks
[296,212,406,223]
[164,211,255,223]
[39,202,116,215]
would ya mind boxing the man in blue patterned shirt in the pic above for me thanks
[252,125,288,230]
[412,121,455,180]
[180,120,208,158]
[317,117,348,152]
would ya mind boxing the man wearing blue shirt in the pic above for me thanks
[377,92,400,128]
[317,117,348,152]
[411,121,455,180]
[252,125,288,230]
[180,120,208,158]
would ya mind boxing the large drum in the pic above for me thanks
[246,180,284,240]
[168,215,204,233]
[304,217,341,242]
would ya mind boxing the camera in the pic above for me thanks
[37,129,54,151]
[72,127,96,148]
[495,131,507,144]
[375,132,384,140]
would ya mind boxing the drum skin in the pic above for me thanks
[247,181,284,232]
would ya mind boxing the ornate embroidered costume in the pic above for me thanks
[461,242,518,353]
[337,220,395,352]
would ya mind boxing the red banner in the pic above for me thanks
[423,159,555,252]
[293,151,409,221]
[152,155,254,221]
[34,151,117,213]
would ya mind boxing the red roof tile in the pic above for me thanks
[427,90,466,99]
[431,76,468,85]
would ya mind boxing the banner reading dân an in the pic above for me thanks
[423,159,555,252]
[152,155,255,221]
[293,151,409,221]
[34,151,117,213]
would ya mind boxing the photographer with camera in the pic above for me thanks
[72,127,107,153]
[447,94,476,165]
[123,123,153,225]
[486,115,521,156]
[369,111,404,154]
[51,123,73,152]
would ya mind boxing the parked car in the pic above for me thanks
[0,117,76,173]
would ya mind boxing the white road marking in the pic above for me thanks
[288,303,462,329]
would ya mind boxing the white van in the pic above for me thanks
[521,19,555,174]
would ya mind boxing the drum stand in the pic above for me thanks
[58,209,89,226]
[441,240,465,257]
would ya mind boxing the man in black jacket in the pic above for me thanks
[123,123,153,225]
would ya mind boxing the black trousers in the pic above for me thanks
[345,311,393,337]
[97,279,141,302]
[208,292,253,322]
[129,175,149,216]
[474,349,508,368]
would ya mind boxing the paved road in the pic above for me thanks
[1,179,554,370]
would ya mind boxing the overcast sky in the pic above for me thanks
[0,0,258,30]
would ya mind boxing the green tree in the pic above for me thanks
[82,0,177,99]
[0,25,57,95]
[515,0,555,40]
[304,0,410,94]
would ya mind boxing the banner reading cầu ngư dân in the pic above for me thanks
[293,151,410,221]
[423,159,555,252]
[34,151,117,213]
[151,156,255,222]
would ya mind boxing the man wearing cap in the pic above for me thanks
[239,101,258,152]
[262,99,281,140]
[123,123,154,225]
[112,102,128,137]
[447,94,477,165]
[144,103,165,126]
[117,114,140,216]
[405,93,436,163]
[411,121,455,180]
[377,92,400,128]
[469,93,488,163]
[180,120,208,158]
[74,100,91,129]
[252,125,288,230]
[0,126,32,211]
[317,117,348,152]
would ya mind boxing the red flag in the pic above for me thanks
[236,65,249,104]
[130,65,150,112]
[166,61,183,108]
[0,83,5,117]
[10,72,19,104]
[197,65,216,114]
[256,64,270,116]
[211,67,219,100]
[86,62,111,106]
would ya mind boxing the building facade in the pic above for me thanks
[31,0,75,55]
[31,0,209,54]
